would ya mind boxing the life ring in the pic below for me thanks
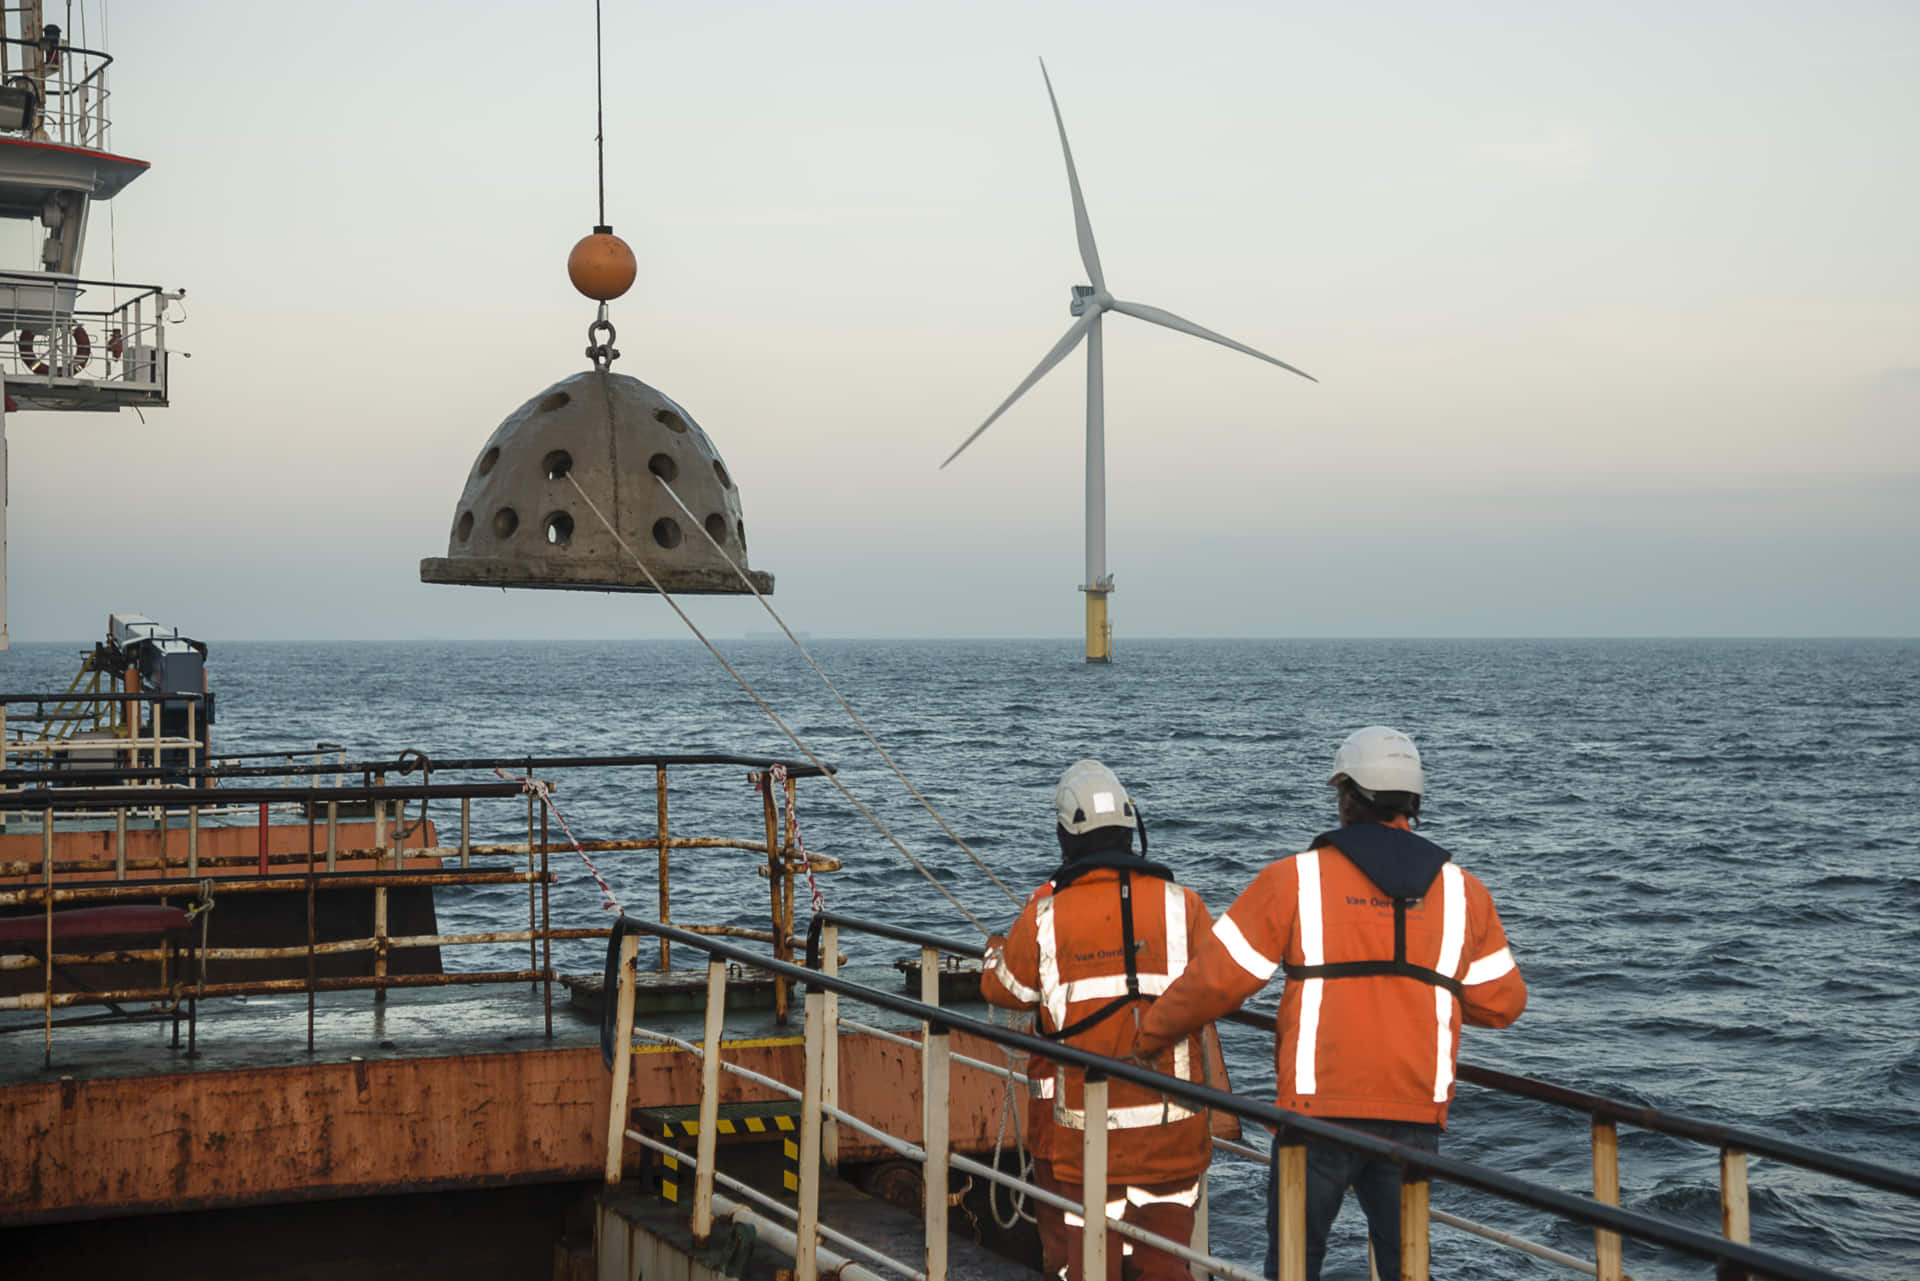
[16,329,47,376]
[107,327,124,360]
[15,326,94,375]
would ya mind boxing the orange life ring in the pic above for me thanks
[15,326,94,375]
[107,327,124,360]
[16,329,48,377]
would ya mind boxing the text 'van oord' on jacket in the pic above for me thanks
[1140,822,1527,1127]
[981,855,1222,1185]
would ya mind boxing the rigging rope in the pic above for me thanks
[653,475,1021,908]
[563,470,990,935]
[495,765,627,915]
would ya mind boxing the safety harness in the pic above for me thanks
[1281,897,1465,998]
[1039,847,1175,1042]
[1280,825,1465,998]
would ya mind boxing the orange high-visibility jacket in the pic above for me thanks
[1142,822,1526,1126]
[983,856,1217,1184]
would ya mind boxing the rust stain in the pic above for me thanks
[1,1029,1011,1227]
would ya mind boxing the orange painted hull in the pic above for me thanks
[1,1029,1013,1225]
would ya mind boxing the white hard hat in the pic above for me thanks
[1328,726,1425,797]
[1053,760,1137,834]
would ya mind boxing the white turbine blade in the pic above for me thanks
[1039,59,1105,293]
[941,316,1093,469]
[1109,299,1318,383]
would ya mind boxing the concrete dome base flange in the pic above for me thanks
[420,369,774,597]
[418,557,773,595]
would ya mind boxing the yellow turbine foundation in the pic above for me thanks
[1084,590,1112,664]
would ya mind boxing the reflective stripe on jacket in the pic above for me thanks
[1143,843,1525,1126]
[982,865,1216,1184]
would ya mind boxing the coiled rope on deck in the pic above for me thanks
[562,471,992,935]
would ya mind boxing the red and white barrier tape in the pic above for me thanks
[495,767,625,914]
[751,763,825,913]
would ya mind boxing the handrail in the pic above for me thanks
[0,271,165,296]
[1220,1014,1920,1201]
[811,908,1920,1204]
[0,691,205,703]
[616,915,1869,1281]
[0,782,527,810]
[0,36,114,89]
[0,751,835,786]
[807,908,981,961]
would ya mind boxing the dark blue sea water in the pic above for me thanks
[5,638,1917,1278]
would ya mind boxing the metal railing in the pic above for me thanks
[0,689,204,786]
[0,273,173,399]
[0,755,839,1065]
[0,28,114,149]
[601,914,1917,1281]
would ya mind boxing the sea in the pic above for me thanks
[5,637,1916,1279]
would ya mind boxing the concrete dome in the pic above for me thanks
[420,370,772,594]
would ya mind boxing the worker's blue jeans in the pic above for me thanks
[1265,1119,1442,1280]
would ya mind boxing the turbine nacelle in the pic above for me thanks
[1068,285,1108,317]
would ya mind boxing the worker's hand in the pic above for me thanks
[1129,1025,1172,1063]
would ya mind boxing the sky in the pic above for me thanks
[3,0,1916,643]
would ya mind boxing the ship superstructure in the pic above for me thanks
[0,1,181,649]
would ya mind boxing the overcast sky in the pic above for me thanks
[5,0,1915,643]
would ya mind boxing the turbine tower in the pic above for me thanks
[942,61,1315,663]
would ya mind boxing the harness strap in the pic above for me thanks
[1283,898,1465,997]
[1041,867,1144,1043]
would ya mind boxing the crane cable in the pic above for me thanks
[564,470,992,935]
[650,478,1021,909]
[575,1,1010,934]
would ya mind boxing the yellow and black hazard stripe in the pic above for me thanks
[658,1113,799,1139]
[652,1113,801,1202]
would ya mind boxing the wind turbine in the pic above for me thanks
[942,61,1316,664]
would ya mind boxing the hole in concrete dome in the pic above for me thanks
[713,459,733,489]
[545,512,574,546]
[652,517,682,549]
[455,511,474,542]
[705,514,729,544]
[654,408,689,434]
[538,391,571,413]
[648,453,679,483]
[478,446,500,477]
[543,450,573,481]
[493,508,519,539]
[736,518,747,547]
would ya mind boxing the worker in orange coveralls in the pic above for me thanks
[1134,727,1527,1280]
[982,760,1233,1281]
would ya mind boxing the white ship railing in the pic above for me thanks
[0,26,114,150]
[0,271,172,399]
[603,916,1917,1281]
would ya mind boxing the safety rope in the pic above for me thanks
[655,475,1022,909]
[987,1005,1039,1230]
[563,471,990,934]
[494,766,627,915]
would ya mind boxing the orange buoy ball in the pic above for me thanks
[568,227,637,301]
